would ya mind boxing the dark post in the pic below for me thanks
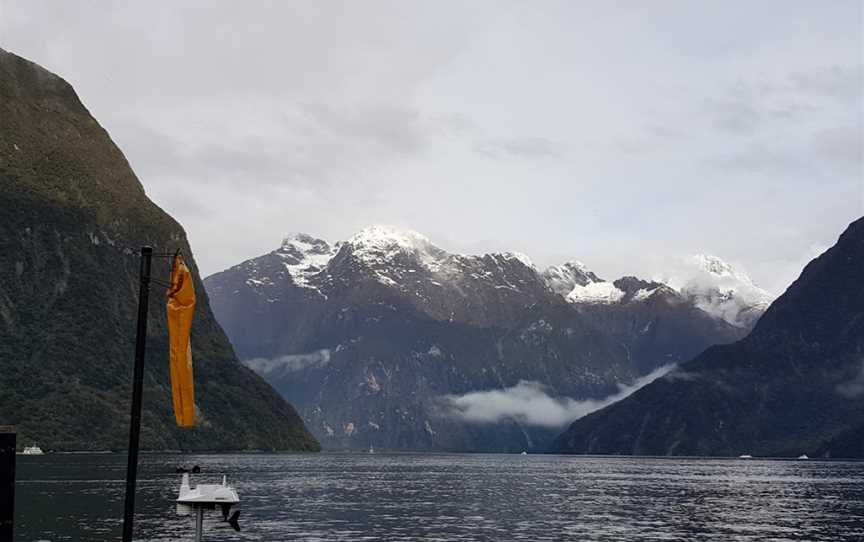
[0,426,15,542]
[121,246,152,542]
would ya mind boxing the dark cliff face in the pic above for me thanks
[0,48,319,451]
[550,217,864,458]
[572,282,745,374]
[205,228,746,452]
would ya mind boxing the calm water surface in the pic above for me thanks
[14,452,864,541]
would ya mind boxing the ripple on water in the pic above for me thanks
[14,454,864,541]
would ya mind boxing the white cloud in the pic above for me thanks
[474,137,565,159]
[654,254,775,327]
[439,365,675,428]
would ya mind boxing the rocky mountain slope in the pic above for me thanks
[550,217,864,458]
[0,48,319,451]
[206,226,755,451]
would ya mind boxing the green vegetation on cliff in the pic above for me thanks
[0,48,319,451]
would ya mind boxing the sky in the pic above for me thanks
[1,1,861,293]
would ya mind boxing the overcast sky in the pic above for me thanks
[1,1,861,293]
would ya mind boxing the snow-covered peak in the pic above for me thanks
[282,232,320,246]
[281,233,333,257]
[342,225,454,280]
[542,261,602,296]
[347,225,435,252]
[339,226,548,293]
[660,254,774,328]
[690,254,756,285]
[276,233,337,290]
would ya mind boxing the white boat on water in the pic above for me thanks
[177,472,241,536]
[738,454,753,459]
[368,445,375,454]
[21,446,44,455]
[797,454,809,460]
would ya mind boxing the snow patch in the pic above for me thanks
[631,287,659,302]
[278,233,338,290]
[566,281,625,304]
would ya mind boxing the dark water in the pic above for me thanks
[14,452,864,541]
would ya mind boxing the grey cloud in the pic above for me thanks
[785,66,862,103]
[243,349,332,376]
[475,137,565,159]
[591,65,858,157]
[706,65,861,136]
[813,126,863,167]
[119,101,434,189]
[0,2,859,286]
[708,95,763,134]
[612,136,666,154]
[702,145,801,174]
[645,123,689,141]
[837,359,864,399]
[296,102,427,156]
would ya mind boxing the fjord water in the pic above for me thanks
[15,453,864,541]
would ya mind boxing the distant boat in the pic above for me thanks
[21,446,44,455]
[797,454,809,460]
[520,451,528,455]
[738,454,753,459]
[368,445,374,454]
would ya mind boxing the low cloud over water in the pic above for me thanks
[440,365,675,428]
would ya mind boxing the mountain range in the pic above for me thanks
[205,225,770,451]
[551,217,864,458]
[0,48,318,451]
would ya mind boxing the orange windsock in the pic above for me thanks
[167,254,196,427]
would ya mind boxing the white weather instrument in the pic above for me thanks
[176,472,241,540]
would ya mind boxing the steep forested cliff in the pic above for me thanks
[0,48,318,451]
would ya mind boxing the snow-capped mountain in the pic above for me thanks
[205,226,751,451]
[538,254,772,330]
[241,225,556,329]
[659,254,775,328]
[552,218,864,458]
[544,265,676,307]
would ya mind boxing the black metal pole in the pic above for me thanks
[122,246,152,542]
[0,425,15,542]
